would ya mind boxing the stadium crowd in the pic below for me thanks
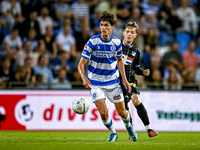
[0,0,200,90]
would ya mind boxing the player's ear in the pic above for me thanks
[112,25,115,29]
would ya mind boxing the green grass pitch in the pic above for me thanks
[0,131,200,150]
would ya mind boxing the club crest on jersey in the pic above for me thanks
[132,51,136,56]
[111,45,116,51]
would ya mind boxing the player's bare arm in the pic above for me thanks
[78,57,92,90]
[117,57,131,93]
[143,69,150,76]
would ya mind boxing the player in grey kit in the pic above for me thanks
[120,21,158,138]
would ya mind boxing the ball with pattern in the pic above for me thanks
[72,97,90,114]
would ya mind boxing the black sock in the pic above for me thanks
[135,103,150,126]
[130,116,133,125]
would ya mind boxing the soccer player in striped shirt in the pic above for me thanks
[78,11,137,142]
[120,21,158,138]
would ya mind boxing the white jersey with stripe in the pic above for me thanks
[81,34,122,86]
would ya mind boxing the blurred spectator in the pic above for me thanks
[182,69,195,84]
[144,14,159,31]
[140,0,161,15]
[70,0,89,31]
[90,9,101,34]
[0,20,9,46]
[129,7,147,36]
[157,0,181,36]
[95,0,118,14]
[16,41,33,67]
[161,42,183,72]
[34,0,57,21]
[144,27,158,49]
[164,69,182,90]
[34,55,54,83]
[194,67,200,85]
[24,57,36,84]
[85,0,99,15]
[182,40,199,72]
[29,74,48,89]
[75,25,91,56]
[8,66,28,88]
[69,68,82,82]
[31,42,50,67]
[131,0,145,16]
[112,19,123,40]
[3,28,22,60]
[13,14,25,39]
[53,0,71,27]
[163,61,183,84]
[50,51,71,77]
[151,69,162,85]
[116,0,131,27]
[56,24,77,57]
[51,68,72,89]
[150,55,163,76]
[0,57,14,87]
[20,0,33,19]
[40,26,57,60]
[23,11,41,38]
[37,6,54,36]
[23,28,38,52]
[0,0,22,31]
[176,0,198,39]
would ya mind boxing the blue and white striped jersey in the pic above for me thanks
[81,34,122,86]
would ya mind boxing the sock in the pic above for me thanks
[130,115,133,125]
[145,125,152,132]
[135,103,150,130]
[102,117,116,133]
[121,111,131,128]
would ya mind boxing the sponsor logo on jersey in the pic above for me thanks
[84,44,87,49]
[113,95,121,100]
[126,57,133,64]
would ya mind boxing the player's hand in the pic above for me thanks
[143,69,150,76]
[82,77,92,90]
[123,80,131,93]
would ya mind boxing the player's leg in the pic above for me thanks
[91,86,117,142]
[94,99,118,142]
[114,101,137,141]
[131,94,158,137]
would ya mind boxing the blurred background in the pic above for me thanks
[0,0,199,90]
[0,0,200,132]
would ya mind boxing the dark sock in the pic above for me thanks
[135,103,150,126]
[130,116,133,125]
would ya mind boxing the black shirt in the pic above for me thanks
[121,41,143,84]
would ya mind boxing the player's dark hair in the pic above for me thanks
[99,11,117,26]
[124,22,139,32]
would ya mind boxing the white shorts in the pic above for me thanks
[90,83,124,103]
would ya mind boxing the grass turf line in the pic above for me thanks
[0,131,200,150]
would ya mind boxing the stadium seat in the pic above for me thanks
[158,31,174,46]
[176,32,191,53]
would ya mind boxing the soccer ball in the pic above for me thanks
[72,97,90,114]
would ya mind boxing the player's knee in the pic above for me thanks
[131,94,141,106]
[118,110,127,118]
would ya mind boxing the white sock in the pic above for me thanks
[102,117,116,133]
[121,111,131,128]
[145,124,151,132]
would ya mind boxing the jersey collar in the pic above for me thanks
[122,40,133,48]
